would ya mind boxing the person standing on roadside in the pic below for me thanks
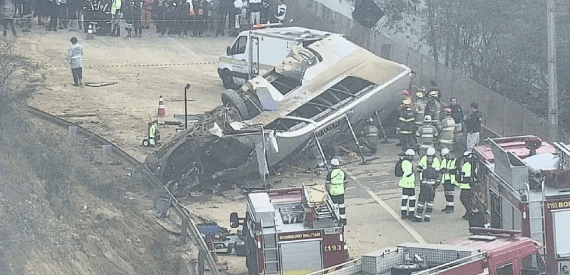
[465,102,482,151]
[449,97,464,148]
[1,0,17,37]
[67,37,84,87]
[325,158,348,225]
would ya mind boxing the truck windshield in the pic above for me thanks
[520,253,545,275]
[231,36,247,55]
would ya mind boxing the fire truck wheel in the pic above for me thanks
[142,139,149,147]
[390,263,425,275]
[222,89,250,120]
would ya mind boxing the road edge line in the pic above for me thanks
[345,171,427,244]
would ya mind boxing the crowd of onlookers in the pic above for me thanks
[0,0,286,37]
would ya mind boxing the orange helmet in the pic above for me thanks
[444,108,452,114]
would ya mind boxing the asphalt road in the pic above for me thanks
[340,138,470,256]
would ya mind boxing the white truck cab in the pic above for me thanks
[217,26,332,89]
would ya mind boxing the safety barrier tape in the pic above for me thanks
[41,61,218,69]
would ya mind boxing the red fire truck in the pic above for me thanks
[307,228,546,275]
[472,135,570,274]
[230,185,350,275]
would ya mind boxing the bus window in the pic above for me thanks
[497,263,513,275]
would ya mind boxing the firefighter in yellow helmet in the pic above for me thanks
[397,99,416,156]
[414,91,426,127]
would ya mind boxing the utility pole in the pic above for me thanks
[547,0,559,141]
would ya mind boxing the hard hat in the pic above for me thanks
[427,147,436,156]
[463,150,472,157]
[441,148,450,156]
[402,99,411,106]
[367,117,374,123]
[400,90,410,96]
[416,92,424,98]
[405,149,416,156]
[331,158,340,166]
[444,108,452,114]
[420,87,426,92]
[424,115,432,122]
[429,90,439,98]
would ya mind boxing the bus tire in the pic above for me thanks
[222,89,250,120]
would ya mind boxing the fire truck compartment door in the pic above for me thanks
[553,210,570,258]
[280,240,323,274]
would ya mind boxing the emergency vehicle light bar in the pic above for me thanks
[253,23,283,29]
[469,227,521,238]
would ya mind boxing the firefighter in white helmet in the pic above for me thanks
[397,149,416,219]
[358,118,380,155]
[413,155,440,222]
[459,151,474,220]
[425,91,441,123]
[417,146,441,182]
[414,91,426,128]
[416,115,439,156]
[325,158,348,225]
[439,148,458,213]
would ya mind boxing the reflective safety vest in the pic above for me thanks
[459,162,472,189]
[440,158,457,185]
[329,169,345,196]
[418,156,440,181]
[398,160,415,188]
[150,124,157,139]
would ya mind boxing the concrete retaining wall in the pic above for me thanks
[282,0,566,142]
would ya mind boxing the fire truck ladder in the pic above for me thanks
[260,218,280,275]
[528,186,546,257]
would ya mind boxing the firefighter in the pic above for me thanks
[413,157,440,222]
[425,91,441,123]
[459,150,474,220]
[398,149,416,219]
[325,158,347,225]
[414,91,426,128]
[358,118,379,155]
[149,122,158,146]
[397,99,415,156]
[439,148,457,213]
[438,108,456,151]
[400,90,412,110]
[416,115,438,156]
[417,146,440,182]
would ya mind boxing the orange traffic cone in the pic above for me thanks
[87,24,94,40]
[158,96,165,117]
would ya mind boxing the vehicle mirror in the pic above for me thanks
[230,212,240,228]
[227,46,232,56]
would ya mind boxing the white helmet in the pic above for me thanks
[331,158,340,166]
[441,148,450,156]
[427,147,436,156]
[405,149,415,156]
[424,115,432,122]
[463,150,472,157]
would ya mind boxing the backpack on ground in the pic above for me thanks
[394,159,404,177]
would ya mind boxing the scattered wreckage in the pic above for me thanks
[145,32,411,194]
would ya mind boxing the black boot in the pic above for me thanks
[407,212,415,220]
[424,217,431,222]
[401,211,407,219]
[412,217,422,222]
[441,206,450,212]
[446,206,454,214]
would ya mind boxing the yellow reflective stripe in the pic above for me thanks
[443,127,455,131]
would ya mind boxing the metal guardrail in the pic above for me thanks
[25,105,221,275]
